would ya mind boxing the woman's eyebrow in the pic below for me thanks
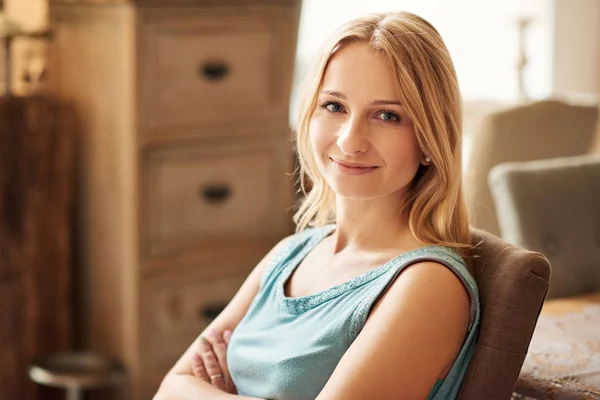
[319,90,403,106]
[319,90,346,99]
[370,99,403,106]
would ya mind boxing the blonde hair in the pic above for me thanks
[293,11,472,259]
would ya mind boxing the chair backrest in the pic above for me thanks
[457,228,551,400]
[464,99,599,236]
[488,154,600,298]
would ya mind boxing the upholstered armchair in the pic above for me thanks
[464,99,599,236]
[488,154,600,298]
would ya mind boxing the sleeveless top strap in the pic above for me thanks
[259,227,326,290]
[348,246,480,344]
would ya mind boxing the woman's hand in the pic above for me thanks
[192,330,237,394]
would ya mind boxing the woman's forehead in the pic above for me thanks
[320,42,401,102]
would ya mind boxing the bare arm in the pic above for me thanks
[154,236,292,400]
[154,375,262,400]
[315,262,471,400]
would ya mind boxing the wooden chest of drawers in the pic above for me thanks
[46,1,301,398]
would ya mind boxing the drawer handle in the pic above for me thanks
[201,185,232,204]
[199,303,227,322]
[201,62,230,81]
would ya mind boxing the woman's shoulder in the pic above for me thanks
[258,224,334,288]
[383,244,480,331]
[408,245,478,297]
[285,224,337,252]
[272,224,333,250]
[296,224,336,241]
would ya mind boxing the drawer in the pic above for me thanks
[141,141,292,258]
[138,8,296,138]
[139,272,249,383]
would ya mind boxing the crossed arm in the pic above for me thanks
[154,236,470,400]
[153,238,292,400]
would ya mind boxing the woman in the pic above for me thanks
[155,11,480,400]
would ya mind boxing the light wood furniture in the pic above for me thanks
[46,1,301,399]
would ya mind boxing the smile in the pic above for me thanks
[330,158,379,175]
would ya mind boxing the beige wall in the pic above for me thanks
[552,0,600,98]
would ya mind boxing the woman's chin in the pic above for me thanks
[327,183,381,201]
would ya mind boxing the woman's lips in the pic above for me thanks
[330,158,379,175]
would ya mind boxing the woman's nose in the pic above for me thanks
[336,117,368,155]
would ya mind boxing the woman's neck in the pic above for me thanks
[331,195,418,254]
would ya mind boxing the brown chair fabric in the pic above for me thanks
[457,229,551,400]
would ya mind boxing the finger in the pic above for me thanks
[191,352,209,382]
[198,335,227,391]
[205,331,232,387]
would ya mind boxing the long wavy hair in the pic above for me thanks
[293,11,472,260]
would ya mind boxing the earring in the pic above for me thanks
[425,156,431,163]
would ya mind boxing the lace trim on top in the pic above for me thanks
[276,225,477,319]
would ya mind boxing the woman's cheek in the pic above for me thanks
[309,118,330,159]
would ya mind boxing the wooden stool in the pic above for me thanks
[29,352,126,400]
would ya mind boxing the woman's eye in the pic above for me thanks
[377,111,401,123]
[322,102,344,113]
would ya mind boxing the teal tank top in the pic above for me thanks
[226,225,480,400]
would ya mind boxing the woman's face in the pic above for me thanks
[309,42,427,201]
